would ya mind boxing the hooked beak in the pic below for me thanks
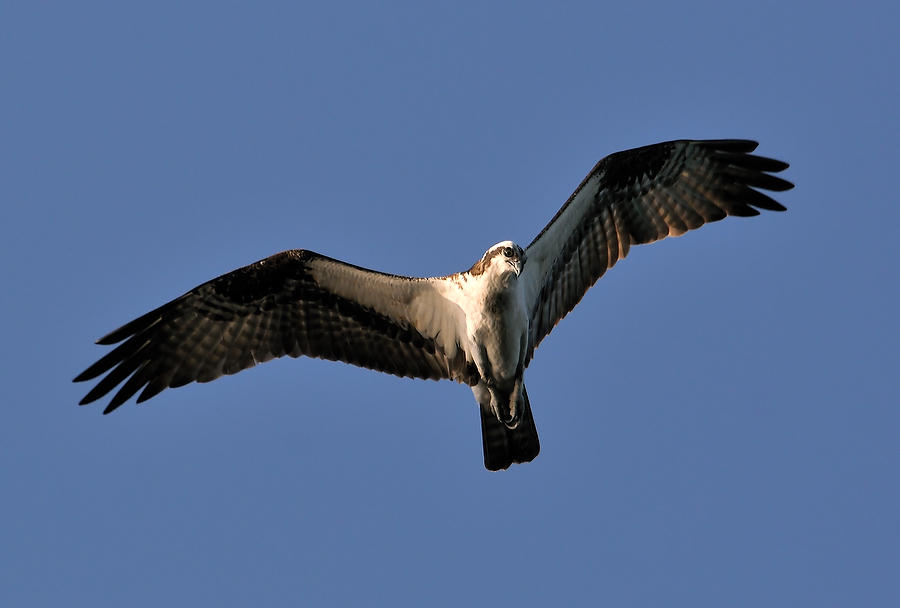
[506,259,523,276]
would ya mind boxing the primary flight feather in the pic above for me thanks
[75,139,793,470]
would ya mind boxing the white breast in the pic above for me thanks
[440,267,528,384]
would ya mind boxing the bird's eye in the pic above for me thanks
[502,247,514,257]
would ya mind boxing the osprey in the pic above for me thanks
[75,139,792,470]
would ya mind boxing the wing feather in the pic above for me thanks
[523,139,793,354]
[75,250,474,413]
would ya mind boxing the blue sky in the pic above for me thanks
[3,1,898,606]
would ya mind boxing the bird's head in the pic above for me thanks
[470,241,526,277]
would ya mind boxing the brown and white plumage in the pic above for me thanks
[75,251,477,412]
[75,138,792,471]
[521,139,792,356]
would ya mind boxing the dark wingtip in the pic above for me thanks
[754,174,794,192]
[96,332,125,346]
[762,199,788,211]
[699,139,759,153]
[103,389,133,413]
[78,386,104,406]
[135,382,166,404]
[96,325,130,345]
[765,158,791,172]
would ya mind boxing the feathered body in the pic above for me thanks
[75,139,793,470]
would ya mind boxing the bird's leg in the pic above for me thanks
[473,343,495,388]
[501,333,529,428]
[472,344,507,423]
[505,372,525,429]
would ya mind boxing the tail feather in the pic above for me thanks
[479,386,540,471]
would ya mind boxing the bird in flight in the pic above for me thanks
[75,139,792,470]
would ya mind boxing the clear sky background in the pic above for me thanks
[3,1,898,606]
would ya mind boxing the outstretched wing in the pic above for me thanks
[75,249,474,413]
[521,139,793,355]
